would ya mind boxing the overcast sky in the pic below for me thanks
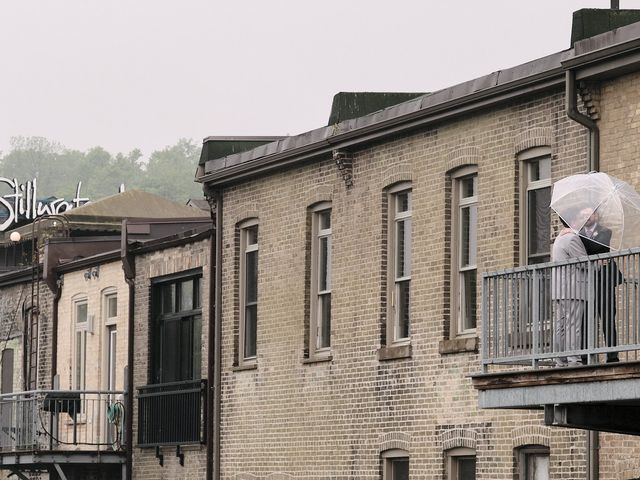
[1,0,639,158]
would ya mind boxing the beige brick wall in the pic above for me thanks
[217,86,596,479]
[57,260,128,392]
[131,238,210,480]
[592,70,640,480]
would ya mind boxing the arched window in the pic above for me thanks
[381,448,409,480]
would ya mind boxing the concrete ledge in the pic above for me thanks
[302,354,333,365]
[232,363,258,372]
[377,344,412,361]
[439,337,479,355]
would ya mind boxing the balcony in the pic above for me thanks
[0,390,126,476]
[472,248,640,435]
[137,379,207,450]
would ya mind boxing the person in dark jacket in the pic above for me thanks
[579,208,620,363]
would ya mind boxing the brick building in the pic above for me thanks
[196,11,640,480]
[0,192,209,479]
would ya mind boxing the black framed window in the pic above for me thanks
[151,273,202,384]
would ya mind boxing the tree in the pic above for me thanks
[0,136,203,204]
[141,138,202,203]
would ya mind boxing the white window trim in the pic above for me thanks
[104,324,117,391]
[73,299,88,390]
[451,166,478,338]
[387,182,412,346]
[382,448,409,480]
[446,447,476,480]
[519,147,552,265]
[239,219,259,364]
[103,290,118,326]
[310,202,332,358]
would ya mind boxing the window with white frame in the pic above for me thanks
[387,183,412,345]
[452,168,478,335]
[517,445,549,480]
[104,292,117,324]
[310,203,332,355]
[446,447,476,480]
[103,291,118,391]
[240,220,259,362]
[521,148,551,265]
[74,299,88,390]
[381,449,409,480]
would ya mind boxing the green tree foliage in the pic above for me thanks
[0,137,203,204]
[141,139,201,202]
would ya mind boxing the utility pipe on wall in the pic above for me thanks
[50,276,62,387]
[566,68,600,480]
[213,190,223,480]
[205,193,216,480]
[121,220,135,480]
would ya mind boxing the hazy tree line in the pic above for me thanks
[0,136,203,203]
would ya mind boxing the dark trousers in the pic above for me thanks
[583,263,619,361]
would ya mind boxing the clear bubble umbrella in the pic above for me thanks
[550,172,640,251]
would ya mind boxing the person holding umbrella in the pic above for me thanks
[551,171,640,364]
[578,207,620,363]
[551,216,588,366]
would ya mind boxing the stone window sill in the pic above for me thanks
[439,336,479,355]
[377,344,412,361]
[232,363,258,372]
[303,354,333,365]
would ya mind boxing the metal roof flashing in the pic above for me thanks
[198,19,640,187]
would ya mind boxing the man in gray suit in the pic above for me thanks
[552,219,588,366]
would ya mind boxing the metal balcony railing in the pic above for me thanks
[0,390,126,453]
[137,379,206,448]
[482,248,640,373]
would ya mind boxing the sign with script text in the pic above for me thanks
[0,178,90,232]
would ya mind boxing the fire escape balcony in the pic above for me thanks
[0,390,126,476]
[472,248,640,435]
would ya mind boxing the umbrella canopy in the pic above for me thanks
[550,172,640,251]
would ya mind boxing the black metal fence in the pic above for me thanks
[137,379,206,447]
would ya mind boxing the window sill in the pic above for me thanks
[303,354,333,365]
[377,344,412,361]
[232,363,257,372]
[439,336,479,355]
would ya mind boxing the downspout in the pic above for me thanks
[214,190,223,480]
[587,430,600,480]
[50,275,62,387]
[566,68,600,480]
[121,220,136,480]
[205,191,216,479]
[565,69,600,172]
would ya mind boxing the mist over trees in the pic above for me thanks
[0,136,203,203]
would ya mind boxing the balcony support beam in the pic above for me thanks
[545,404,640,435]
[8,469,29,480]
[474,363,640,409]
[53,463,68,480]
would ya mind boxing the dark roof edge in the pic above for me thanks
[197,19,640,188]
[130,226,212,255]
[54,227,212,274]
[55,251,121,274]
[198,67,566,187]
[563,21,640,68]
[202,136,286,143]
[0,267,34,288]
